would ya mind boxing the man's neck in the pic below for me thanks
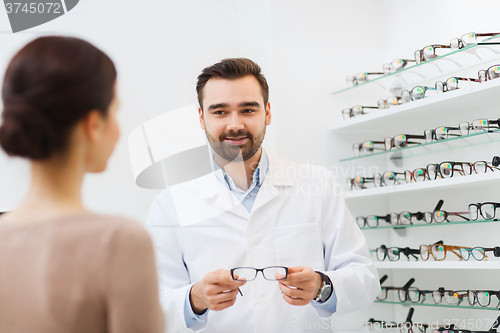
[215,148,262,192]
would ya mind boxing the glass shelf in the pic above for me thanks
[374,300,500,311]
[332,35,500,96]
[360,219,497,231]
[339,130,500,163]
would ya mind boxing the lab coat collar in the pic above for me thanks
[199,149,293,200]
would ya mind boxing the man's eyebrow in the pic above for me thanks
[238,101,261,108]
[207,103,230,111]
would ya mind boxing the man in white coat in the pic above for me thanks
[146,58,380,333]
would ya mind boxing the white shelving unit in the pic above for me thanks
[329,36,500,328]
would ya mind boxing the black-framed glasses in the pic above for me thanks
[346,72,385,86]
[377,278,415,300]
[451,32,500,50]
[377,96,403,109]
[432,287,467,305]
[435,77,480,94]
[230,266,288,282]
[352,140,386,156]
[415,44,451,64]
[479,64,500,83]
[459,246,500,261]
[383,59,417,74]
[342,105,379,119]
[356,215,391,228]
[375,245,420,261]
[399,287,434,303]
[426,160,499,180]
[467,290,500,307]
[401,86,437,103]
[469,202,500,221]
[384,134,427,151]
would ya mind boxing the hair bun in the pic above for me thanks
[0,98,56,159]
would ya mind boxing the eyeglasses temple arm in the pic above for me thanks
[402,278,416,290]
[379,274,388,284]
[434,200,444,211]
[405,307,415,325]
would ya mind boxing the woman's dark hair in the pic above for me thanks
[0,36,117,160]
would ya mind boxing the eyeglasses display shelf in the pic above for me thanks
[330,77,500,133]
[374,300,500,311]
[344,172,500,200]
[373,261,500,270]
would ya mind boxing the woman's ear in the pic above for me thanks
[82,109,104,143]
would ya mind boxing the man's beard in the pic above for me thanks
[206,126,266,162]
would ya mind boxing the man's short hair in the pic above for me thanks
[196,58,269,110]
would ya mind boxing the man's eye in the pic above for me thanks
[243,109,255,113]
[214,111,225,115]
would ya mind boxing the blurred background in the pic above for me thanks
[1,0,500,223]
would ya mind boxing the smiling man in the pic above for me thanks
[146,58,379,333]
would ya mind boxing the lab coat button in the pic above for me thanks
[258,299,267,306]
[252,237,260,246]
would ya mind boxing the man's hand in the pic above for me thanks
[190,269,246,314]
[277,266,323,306]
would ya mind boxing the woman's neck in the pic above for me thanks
[6,153,87,224]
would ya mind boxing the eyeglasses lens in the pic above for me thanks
[383,172,396,185]
[472,119,489,132]
[384,137,392,151]
[376,248,387,261]
[262,267,287,280]
[479,70,487,83]
[423,212,433,223]
[434,211,447,223]
[400,212,411,225]
[232,268,258,281]
[473,161,487,174]
[423,46,435,61]
[450,38,460,51]
[352,144,361,157]
[436,81,445,94]
[377,288,387,300]
[390,213,399,226]
[471,247,485,261]
[446,77,459,91]
[444,292,459,304]
[468,205,478,220]
[346,76,356,86]
[355,73,368,82]
[401,90,411,103]
[480,203,495,219]
[356,217,365,228]
[459,122,470,136]
[383,63,392,74]
[439,163,453,178]
[414,168,426,182]
[374,173,382,187]
[387,247,400,261]
[392,59,405,71]
[487,65,500,80]
[414,50,422,63]
[424,130,433,143]
[435,127,448,140]
[420,245,430,260]
[354,176,364,189]
[388,97,400,106]
[408,288,420,302]
[468,291,476,306]
[477,291,490,306]
[393,134,407,148]
[366,216,378,227]
[431,244,446,260]
[411,86,426,100]
[362,141,374,155]
[427,164,438,180]
[352,106,363,117]
[461,33,477,47]
[432,291,442,303]
[459,248,471,260]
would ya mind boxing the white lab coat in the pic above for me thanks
[146,152,380,333]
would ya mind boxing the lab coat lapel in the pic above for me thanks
[251,153,293,213]
[198,172,250,220]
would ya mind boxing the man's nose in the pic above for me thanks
[226,112,245,132]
